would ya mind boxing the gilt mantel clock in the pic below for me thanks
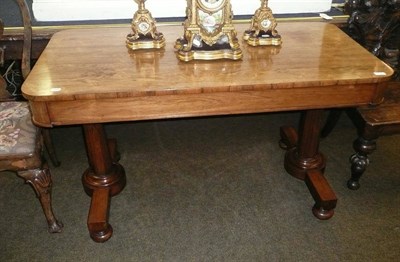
[126,0,165,50]
[175,0,242,61]
[243,0,281,46]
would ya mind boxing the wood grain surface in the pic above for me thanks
[22,22,394,126]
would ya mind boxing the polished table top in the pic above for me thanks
[22,22,393,127]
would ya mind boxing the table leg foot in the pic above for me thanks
[82,163,125,243]
[312,205,335,220]
[87,188,113,243]
[280,111,337,219]
[306,170,337,220]
[82,124,126,242]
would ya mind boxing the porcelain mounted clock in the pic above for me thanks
[175,0,242,61]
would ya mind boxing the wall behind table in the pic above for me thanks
[1,0,346,27]
[0,0,345,61]
[0,0,26,27]
[0,0,133,27]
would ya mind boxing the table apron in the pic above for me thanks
[29,84,380,127]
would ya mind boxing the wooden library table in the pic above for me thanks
[22,22,393,242]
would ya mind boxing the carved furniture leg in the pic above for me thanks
[280,110,337,219]
[348,123,379,190]
[18,167,63,233]
[81,124,126,243]
[349,121,400,189]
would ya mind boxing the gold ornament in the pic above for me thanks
[126,0,165,50]
[243,0,282,46]
[175,0,242,61]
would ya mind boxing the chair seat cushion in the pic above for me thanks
[0,101,38,157]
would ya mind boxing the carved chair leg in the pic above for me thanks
[348,124,379,190]
[17,167,63,233]
[42,129,61,167]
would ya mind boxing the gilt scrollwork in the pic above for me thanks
[244,0,282,46]
[126,0,165,50]
[175,0,242,61]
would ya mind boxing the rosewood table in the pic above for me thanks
[22,22,393,242]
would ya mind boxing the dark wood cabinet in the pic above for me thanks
[344,0,400,79]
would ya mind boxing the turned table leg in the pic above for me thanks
[81,124,126,243]
[280,110,337,219]
[348,123,379,190]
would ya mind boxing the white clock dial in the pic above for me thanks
[261,19,271,29]
[138,22,150,32]
[198,0,225,11]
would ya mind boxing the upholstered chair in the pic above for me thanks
[0,0,62,233]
